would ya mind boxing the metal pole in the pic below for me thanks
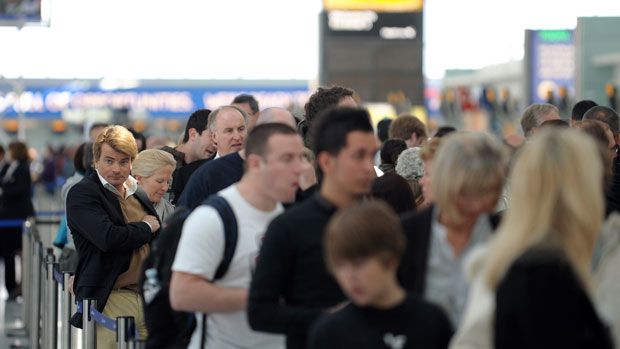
[82,299,97,349]
[44,252,58,349]
[116,316,135,349]
[21,220,31,331]
[29,241,41,349]
[60,272,72,349]
[128,340,146,349]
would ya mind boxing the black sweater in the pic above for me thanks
[307,294,453,349]
[248,194,346,349]
[494,246,614,349]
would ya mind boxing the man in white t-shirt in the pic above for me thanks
[170,123,305,349]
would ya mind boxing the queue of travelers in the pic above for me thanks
[2,88,620,349]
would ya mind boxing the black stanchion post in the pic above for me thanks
[82,299,97,349]
[44,251,57,349]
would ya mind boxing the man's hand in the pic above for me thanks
[142,215,160,233]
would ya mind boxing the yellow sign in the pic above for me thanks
[323,0,423,12]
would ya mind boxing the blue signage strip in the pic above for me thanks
[0,86,311,118]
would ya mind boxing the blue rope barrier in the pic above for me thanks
[0,219,25,228]
[76,302,141,339]
[53,266,64,286]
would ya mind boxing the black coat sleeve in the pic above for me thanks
[494,254,613,349]
[248,216,324,336]
[66,182,152,253]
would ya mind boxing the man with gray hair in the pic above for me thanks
[208,106,248,158]
[177,107,298,209]
[520,103,560,138]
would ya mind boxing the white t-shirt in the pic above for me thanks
[172,185,285,349]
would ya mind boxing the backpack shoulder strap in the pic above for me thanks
[202,194,239,280]
[198,194,238,349]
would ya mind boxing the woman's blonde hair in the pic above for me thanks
[432,132,507,223]
[93,125,138,162]
[484,129,604,291]
[132,149,176,178]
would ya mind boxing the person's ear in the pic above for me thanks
[317,151,334,176]
[246,154,262,171]
[188,128,199,141]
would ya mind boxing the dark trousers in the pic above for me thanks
[0,227,22,293]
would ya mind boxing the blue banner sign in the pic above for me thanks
[0,85,311,118]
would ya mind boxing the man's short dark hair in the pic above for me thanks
[377,118,392,143]
[182,109,212,143]
[304,86,355,126]
[583,106,620,135]
[434,126,457,138]
[389,114,427,141]
[312,107,374,156]
[380,138,407,165]
[571,100,598,121]
[232,94,259,114]
[245,123,297,158]
[73,143,87,174]
[127,127,146,152]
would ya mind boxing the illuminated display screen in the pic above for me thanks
[526,29,575,104]
[320,10,424,103]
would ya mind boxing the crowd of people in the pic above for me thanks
[1,87,620,349]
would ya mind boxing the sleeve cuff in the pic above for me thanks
[142,220,153,232]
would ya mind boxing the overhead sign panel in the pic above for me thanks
[525,29,575,105]
[323,0,422,12]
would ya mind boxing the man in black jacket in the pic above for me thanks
[248,107,379,349]
[67,125,160,348]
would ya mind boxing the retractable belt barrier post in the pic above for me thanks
[60,272,72,349]
[82,299,97,349]
[117,316,136,349]
[21,220,32,335]
[128,339,146,349]
[0,213,64,349]
[44,250,58,349]
[29,236,42,349]
[78,300,143,348]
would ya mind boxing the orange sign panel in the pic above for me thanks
[323,0,423,12]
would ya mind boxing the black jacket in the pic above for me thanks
[398,205,502,296]
[67,171,158,323]
[0,161,35,219]
[495,246,613,349]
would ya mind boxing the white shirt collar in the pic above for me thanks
[96,170,138,199]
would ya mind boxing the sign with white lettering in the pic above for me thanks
[326,10,420,40]
[0,86,311,118]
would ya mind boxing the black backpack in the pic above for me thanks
[140,195,238,348]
